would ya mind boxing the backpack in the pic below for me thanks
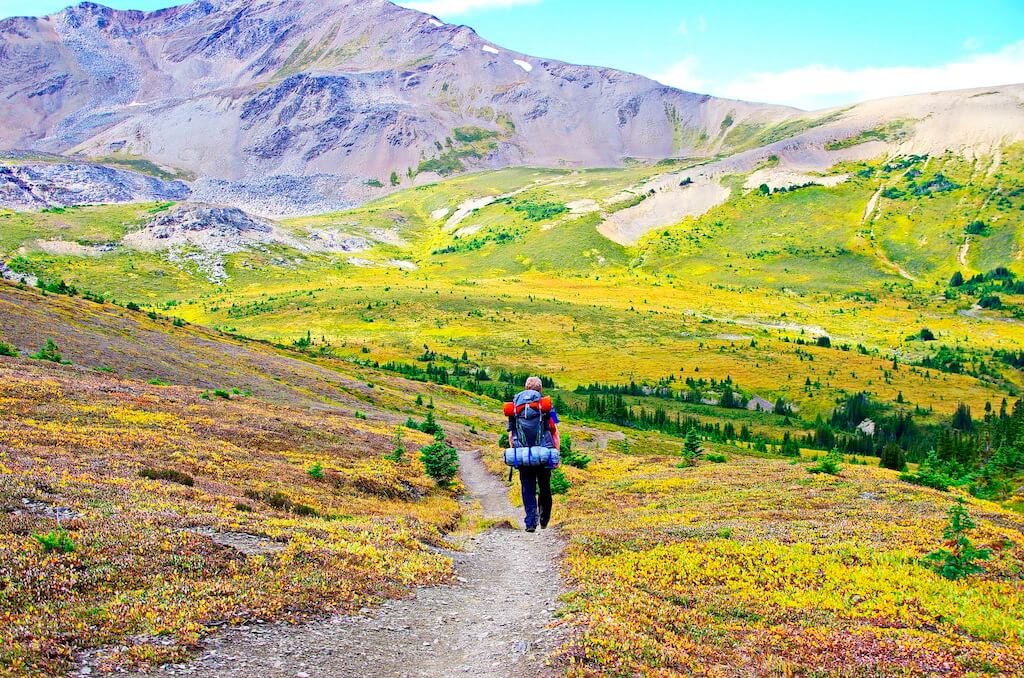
[502,390,559,468]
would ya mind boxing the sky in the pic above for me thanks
[2,0,1023,109]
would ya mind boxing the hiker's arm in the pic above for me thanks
[507,416,517,446]
[549,419,560,450]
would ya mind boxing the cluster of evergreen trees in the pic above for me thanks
[356,347,555,404]
[573,375,753,410]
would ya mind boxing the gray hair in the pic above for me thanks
[525,376,543,391]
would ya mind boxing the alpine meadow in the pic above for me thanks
[1,1,1024,676]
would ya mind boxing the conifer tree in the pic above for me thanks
[681,428,702,465]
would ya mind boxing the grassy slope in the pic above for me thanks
[558,445,1024,675]
[0,281,511,675]
[4,148,1024,425]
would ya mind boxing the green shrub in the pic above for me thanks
[0,341,17,357]
[139,467,195,486]
[923,498,990,580]
[33,529,75,554]
[148,378,169,386]
[511,200,568,222]
[705,453,728,463]
[213,389,231,399]
[978,294,1003,309]
[899,451,964,491]
[879,443,907,471]
[307,462,325,480]
[560,436,591,469]
[244,488,319,517]
[807,450,843,476]
[965,220,990,236]
[550,468,570,494]
[420,433,459,487]
[234,502,253,512]
[30,339,63,363]
[126,301,141,311]
[780,433,801,457]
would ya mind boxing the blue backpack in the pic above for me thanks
[503,389,559,469]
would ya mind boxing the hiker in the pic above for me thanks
[506,376,560,533]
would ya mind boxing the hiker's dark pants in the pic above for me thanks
[519,466,552,529]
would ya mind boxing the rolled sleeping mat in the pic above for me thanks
[503,446,560,468]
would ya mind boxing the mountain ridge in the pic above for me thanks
[0,0,794,214]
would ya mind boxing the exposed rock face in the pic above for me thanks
[143,205,271,240]
[1,1,1020,217]
[123,204,299,283]
[0,162,189,209]
[0,0,791,215]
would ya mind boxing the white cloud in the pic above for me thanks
[398,0,541,16]
[652,56,706,94]
[653,40,1024,110]
[677,16,706,36]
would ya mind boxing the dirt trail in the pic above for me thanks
[121,450,565,678]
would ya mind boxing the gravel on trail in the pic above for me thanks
[113,448,566,678]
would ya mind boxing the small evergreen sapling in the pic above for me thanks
[33,528,75,554]
[923,498,990,580]
[420,431,459,487]
[384,428,406,462]
[0,341,17,357]
[807,450,843,475]
[680,428,702,466]
[419,409,442,435]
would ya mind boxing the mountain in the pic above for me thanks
[0,0,792,215]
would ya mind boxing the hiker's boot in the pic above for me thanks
[540,513,550,529]
[525,526,537,533]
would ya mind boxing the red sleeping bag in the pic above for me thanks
[504,396,552,416]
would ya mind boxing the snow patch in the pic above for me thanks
[513,59,533,73]
[347,257,375,268]
[455,224,482,237]
[428,18,443,27]
[482,45,500,54]
[389,259,418,271]
[743,168,849,191]
[431,207,451,221]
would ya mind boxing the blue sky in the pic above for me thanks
[3,0,1023,109]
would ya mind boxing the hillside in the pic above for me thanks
[0,279,511,674]
[3,280,1024,676]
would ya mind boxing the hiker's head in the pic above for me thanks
[525,376,543,392]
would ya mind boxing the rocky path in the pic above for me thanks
[129,450,565,677]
